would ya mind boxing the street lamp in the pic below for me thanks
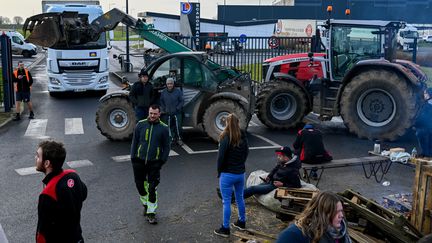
[125,0,130,72]
[223,0,226,34]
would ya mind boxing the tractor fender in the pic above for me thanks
[209,92,250,110]
[99,90,130,103]
[336,59,423,113]
[271,72,313,107]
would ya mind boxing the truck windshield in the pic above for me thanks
[401,31,419,38]
[50,33,107,50]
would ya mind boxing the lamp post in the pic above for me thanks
[223,0,226,34]
[125,0,130,72]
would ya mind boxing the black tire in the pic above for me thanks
[203,99,248,142]
[22,51,32,58]
[340,69,419,141]
[256,80,309,129]
[95,97,136,141]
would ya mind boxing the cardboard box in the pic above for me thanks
[389,147,405,153]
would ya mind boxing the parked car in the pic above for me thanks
[424,35,432,43]
[0,31,38,57]
[214,41,234,54]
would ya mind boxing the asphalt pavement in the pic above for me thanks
[0,42,422,242]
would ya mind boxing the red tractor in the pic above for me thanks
[256,20,428,141]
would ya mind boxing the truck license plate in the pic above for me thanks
[74,88,86,92]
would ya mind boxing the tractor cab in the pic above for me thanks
[323,20,402,81]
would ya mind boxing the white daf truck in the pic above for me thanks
[397,24,419,52]
[42,1,109,95]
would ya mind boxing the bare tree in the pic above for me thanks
[13,16,24,25]
[1,16,11,25]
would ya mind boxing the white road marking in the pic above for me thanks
[32,76,46,79]
[24,119,48,138]
[15,166,41,176]
[181,143,218,154]
[65,118,84,135]
[249,120,259,126]
[0,223,9,243]
[66,160,93,168]
[250,133,281,147]
[112,150,179,162]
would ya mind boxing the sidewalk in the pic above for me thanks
[0,53,45,128]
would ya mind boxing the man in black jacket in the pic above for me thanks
[35,140,87,243]
[129,70,155,121]
[13,61,34,120]
[243,146,301,199]
[130,104,170,224]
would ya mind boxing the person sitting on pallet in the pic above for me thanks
[293,124,333,180]
[243,146,302,199]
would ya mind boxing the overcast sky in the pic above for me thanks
[1,0,274,22]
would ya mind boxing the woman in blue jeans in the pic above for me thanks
[214,114,249,238]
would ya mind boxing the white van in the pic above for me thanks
[0,31,38,57]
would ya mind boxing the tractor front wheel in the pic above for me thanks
[96,97,136,141]
[203,99,248,142]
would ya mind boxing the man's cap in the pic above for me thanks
[303,123,314,129]
[139,70,149,77]
[275,146,292,157]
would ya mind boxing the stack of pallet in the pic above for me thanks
[411,157,432,235]
[275,188,318,216]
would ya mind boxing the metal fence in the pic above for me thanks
[177,36,312,81]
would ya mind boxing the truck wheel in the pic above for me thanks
[96,97,135,141]
[340,70,419,141]
[22,51,32,58]
[256,80,308,129]
[203,99,248,142]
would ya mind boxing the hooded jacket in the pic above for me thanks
[268,155,301,188]
[129,81,155,108]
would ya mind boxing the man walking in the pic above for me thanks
[35,140,87,243]
[129,70,155,121]
[13,61,34,121]
[160,78,184,145]
[130,104,170,224]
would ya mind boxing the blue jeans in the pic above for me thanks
[219,172,246,228]
[416,128,432,157]
[244,183,276,199]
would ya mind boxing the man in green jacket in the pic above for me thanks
[130,104,170,224]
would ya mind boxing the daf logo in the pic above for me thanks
[71,62,86,66]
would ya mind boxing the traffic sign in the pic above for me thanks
[268,36,279,48]
[239,34,247,43]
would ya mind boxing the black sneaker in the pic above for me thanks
[13,114,21,121]
[147,213,157,224]
[143,205,148,216]
[214,226,230,238]
[231,220,246,230]
[29,111,34,119]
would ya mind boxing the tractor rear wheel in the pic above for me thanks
[340,70,419,141]
[203,99,248,142]
[96,97,136,141]
[256,80,309,129]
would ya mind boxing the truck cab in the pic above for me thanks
[45,4,109,95]
[0,31,37,57]
[397,24,418,51]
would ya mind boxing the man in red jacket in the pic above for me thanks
[35,140,87,243]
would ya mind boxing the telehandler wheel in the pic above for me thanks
[256,80,308,129]
[203,99,248,142]
[96,97,136,141]
[340,69,419,141]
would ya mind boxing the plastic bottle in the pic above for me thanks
[374,140,381,154]
[412,147,417,158]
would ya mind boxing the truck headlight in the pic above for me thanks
[98,76,108,84]
[49,77,60,85]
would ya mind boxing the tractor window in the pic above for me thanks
[331,26,381,79]
[183,58,204,88]
[151,57,182,88]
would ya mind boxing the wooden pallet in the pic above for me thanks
[232,228,276,243]
[411,159,432,234]
[340,189,422,243]
[275,188,319,215]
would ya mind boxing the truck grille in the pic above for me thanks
[63,72,96,86]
